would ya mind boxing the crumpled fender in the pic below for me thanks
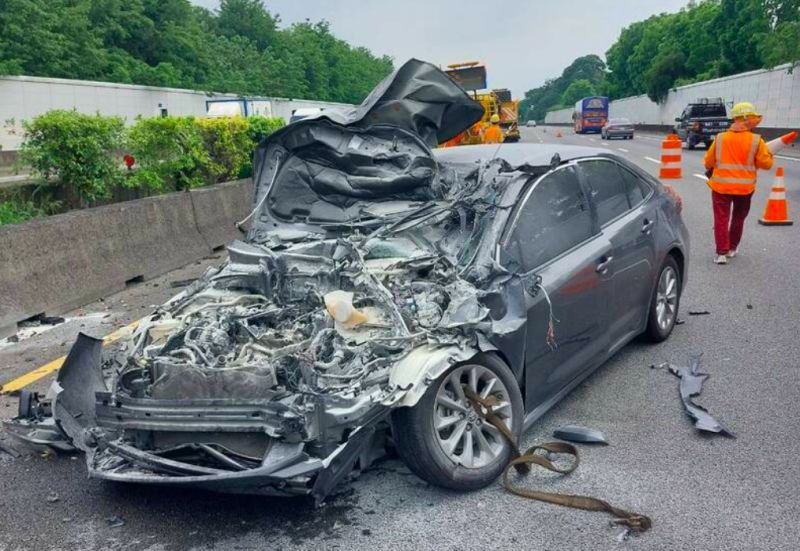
[383,345,479,408]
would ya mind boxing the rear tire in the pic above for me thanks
[391,354,523,491]
[645,256,681,342]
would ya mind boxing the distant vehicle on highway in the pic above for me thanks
[573,96,608,134]
[289,107,324,124]
[673,98,730,149]
[526,120,536,127]
[601,117,635,140]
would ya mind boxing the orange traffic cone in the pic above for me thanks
[759,167,793,225]
[659,134,682,179]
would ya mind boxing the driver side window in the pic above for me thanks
[505,166,594,271]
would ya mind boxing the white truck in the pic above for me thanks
[205,98,274,118]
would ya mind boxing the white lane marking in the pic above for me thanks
[617,148,629,152]
[644,156,661,164]
[694,173,708,181]
[776,155,800,163]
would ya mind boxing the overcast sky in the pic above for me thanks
[192,0,690,96]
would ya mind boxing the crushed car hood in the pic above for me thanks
[249,58,484,232]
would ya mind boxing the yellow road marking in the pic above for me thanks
[0,319,140,394]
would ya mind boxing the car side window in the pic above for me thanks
[618,164,650,207]
[579,160,629,226]
[505,166,594,270]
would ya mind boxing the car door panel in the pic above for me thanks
[498,164,613,412]
[577,159,658,349]
[523,235,613,408]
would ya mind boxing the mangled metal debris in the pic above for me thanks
[5,59,549,500]
[665,355,734,437]
[553,425,608,445]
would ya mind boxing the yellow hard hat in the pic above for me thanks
[731,102,760,119]
[490,114,500,123]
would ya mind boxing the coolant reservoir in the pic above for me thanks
[324,291,369,327]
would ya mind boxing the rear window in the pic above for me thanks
[689,104,726,118]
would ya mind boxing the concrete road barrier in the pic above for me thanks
[0,179,254,338]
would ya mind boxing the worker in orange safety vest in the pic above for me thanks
[482,114,504,144]
[704,101,773,264]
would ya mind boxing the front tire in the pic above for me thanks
[391,354,523,491]
[645,256,681,342]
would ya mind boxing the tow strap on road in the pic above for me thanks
[462,386,652,534]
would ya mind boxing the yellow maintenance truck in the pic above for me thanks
[442,61,520,145]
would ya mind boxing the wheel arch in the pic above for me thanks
[384,345,516,409]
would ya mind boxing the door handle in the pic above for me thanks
[641,218,655,234]
[596,255,613,274]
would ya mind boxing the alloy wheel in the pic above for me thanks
[655,266,678,330]
[432,364,513,469]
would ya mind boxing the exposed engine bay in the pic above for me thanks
[6,59,549,500]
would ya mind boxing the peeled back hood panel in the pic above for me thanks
[250,59,483,230]
[351,58,485,145]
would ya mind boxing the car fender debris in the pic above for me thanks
[662,355,734,437]
[105,516,126,528]
[553,425,609,445]
[0,440,22,458]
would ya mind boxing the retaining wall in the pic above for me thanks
[0,179,254,338]
[545,63,800,130]
[0,75,350,151]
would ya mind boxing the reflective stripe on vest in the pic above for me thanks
[711,132,759,192]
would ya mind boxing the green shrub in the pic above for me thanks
[125,116,209,191]
[247,116,285,144]
[0,199,46,225]
[196,116,252,184]
[125,115,285,190]
[19,110,125,204]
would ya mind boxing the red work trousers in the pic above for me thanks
[712,191,753,255]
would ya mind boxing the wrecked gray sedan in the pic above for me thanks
[7,60,689,501]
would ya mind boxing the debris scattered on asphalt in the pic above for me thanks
[746,304,753,310]
[553,425,609,445]
[106,516,126,528]
[688,310,710,316]
[169,278,197,288]
[39,315,66,325]
[0,440,21,458]
[46,492,60,503]
[361,529,372,536]
[6,334,19,343]
[665,355,734,437]
[675,318,685,325]
[616,528,631,542]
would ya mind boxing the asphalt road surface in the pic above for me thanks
[2,126,799,550]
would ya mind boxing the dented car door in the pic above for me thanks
[501,165,612,414]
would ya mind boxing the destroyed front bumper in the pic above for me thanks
[4,333,390,503]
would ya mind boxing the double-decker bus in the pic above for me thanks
[573,96,609,134]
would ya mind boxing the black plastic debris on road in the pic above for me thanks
[553,425,609,445]
[688,310,710,316]
[169,278,197,288]
[667,355,734,438]
[106,516,126,528]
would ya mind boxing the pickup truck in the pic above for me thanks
[673,99,731,149]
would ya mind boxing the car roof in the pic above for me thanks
[433,143,611,167]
